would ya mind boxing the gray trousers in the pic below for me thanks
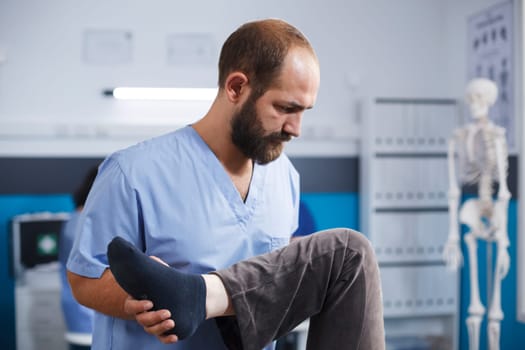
[213,228,385,350]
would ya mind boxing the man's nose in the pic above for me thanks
[283,113,302,138]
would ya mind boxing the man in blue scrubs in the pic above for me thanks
[67,18,320,350]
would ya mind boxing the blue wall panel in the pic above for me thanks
[0,195,74,350]
[300,192,360,233]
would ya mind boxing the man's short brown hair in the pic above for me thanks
[218,19,315,98]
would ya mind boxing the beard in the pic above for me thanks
[231,93,292,165]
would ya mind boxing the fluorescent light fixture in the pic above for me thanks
[103,87,218,101]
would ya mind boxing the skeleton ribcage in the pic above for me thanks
[457,128,499,186]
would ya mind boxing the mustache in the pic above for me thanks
[265,131,292,143]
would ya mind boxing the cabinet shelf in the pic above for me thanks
[360,97,460,350]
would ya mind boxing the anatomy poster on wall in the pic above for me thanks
[467,0,514,151]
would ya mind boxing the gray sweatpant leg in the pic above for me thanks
[213,228,386,350]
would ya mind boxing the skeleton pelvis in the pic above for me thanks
[459,198,499,240]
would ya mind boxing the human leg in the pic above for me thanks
[108,229,385,349]
[213,228,385,350]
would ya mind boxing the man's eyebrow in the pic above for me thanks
[285,101,314,110]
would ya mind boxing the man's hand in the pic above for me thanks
[124,297,179,344]
[125,254,180,343]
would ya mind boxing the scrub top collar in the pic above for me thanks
[186,125,267,222]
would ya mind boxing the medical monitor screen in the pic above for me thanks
[18,220,63,268]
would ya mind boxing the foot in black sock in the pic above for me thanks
[107,236,206,340]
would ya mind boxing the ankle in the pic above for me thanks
[202,274,234,319]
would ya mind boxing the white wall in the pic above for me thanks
[0,0,456,156]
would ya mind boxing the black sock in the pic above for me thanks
[107,236,206,340]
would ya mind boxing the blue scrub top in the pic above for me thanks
[67,126,300,350]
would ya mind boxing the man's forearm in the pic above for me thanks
[67,268,132,319]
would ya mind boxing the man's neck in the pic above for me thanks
[192,95,255,201]
[193,119,254,201]
[192,117,252,177]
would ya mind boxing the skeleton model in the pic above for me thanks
[443,78,511,350]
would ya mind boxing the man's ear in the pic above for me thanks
[224,72,249,102]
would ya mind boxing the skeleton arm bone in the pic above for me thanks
[443,133,463,270]
[494,130,511,202]
[447,135,461,239]
[493,130,511,277]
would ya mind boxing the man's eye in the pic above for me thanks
[279,106,294,113]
